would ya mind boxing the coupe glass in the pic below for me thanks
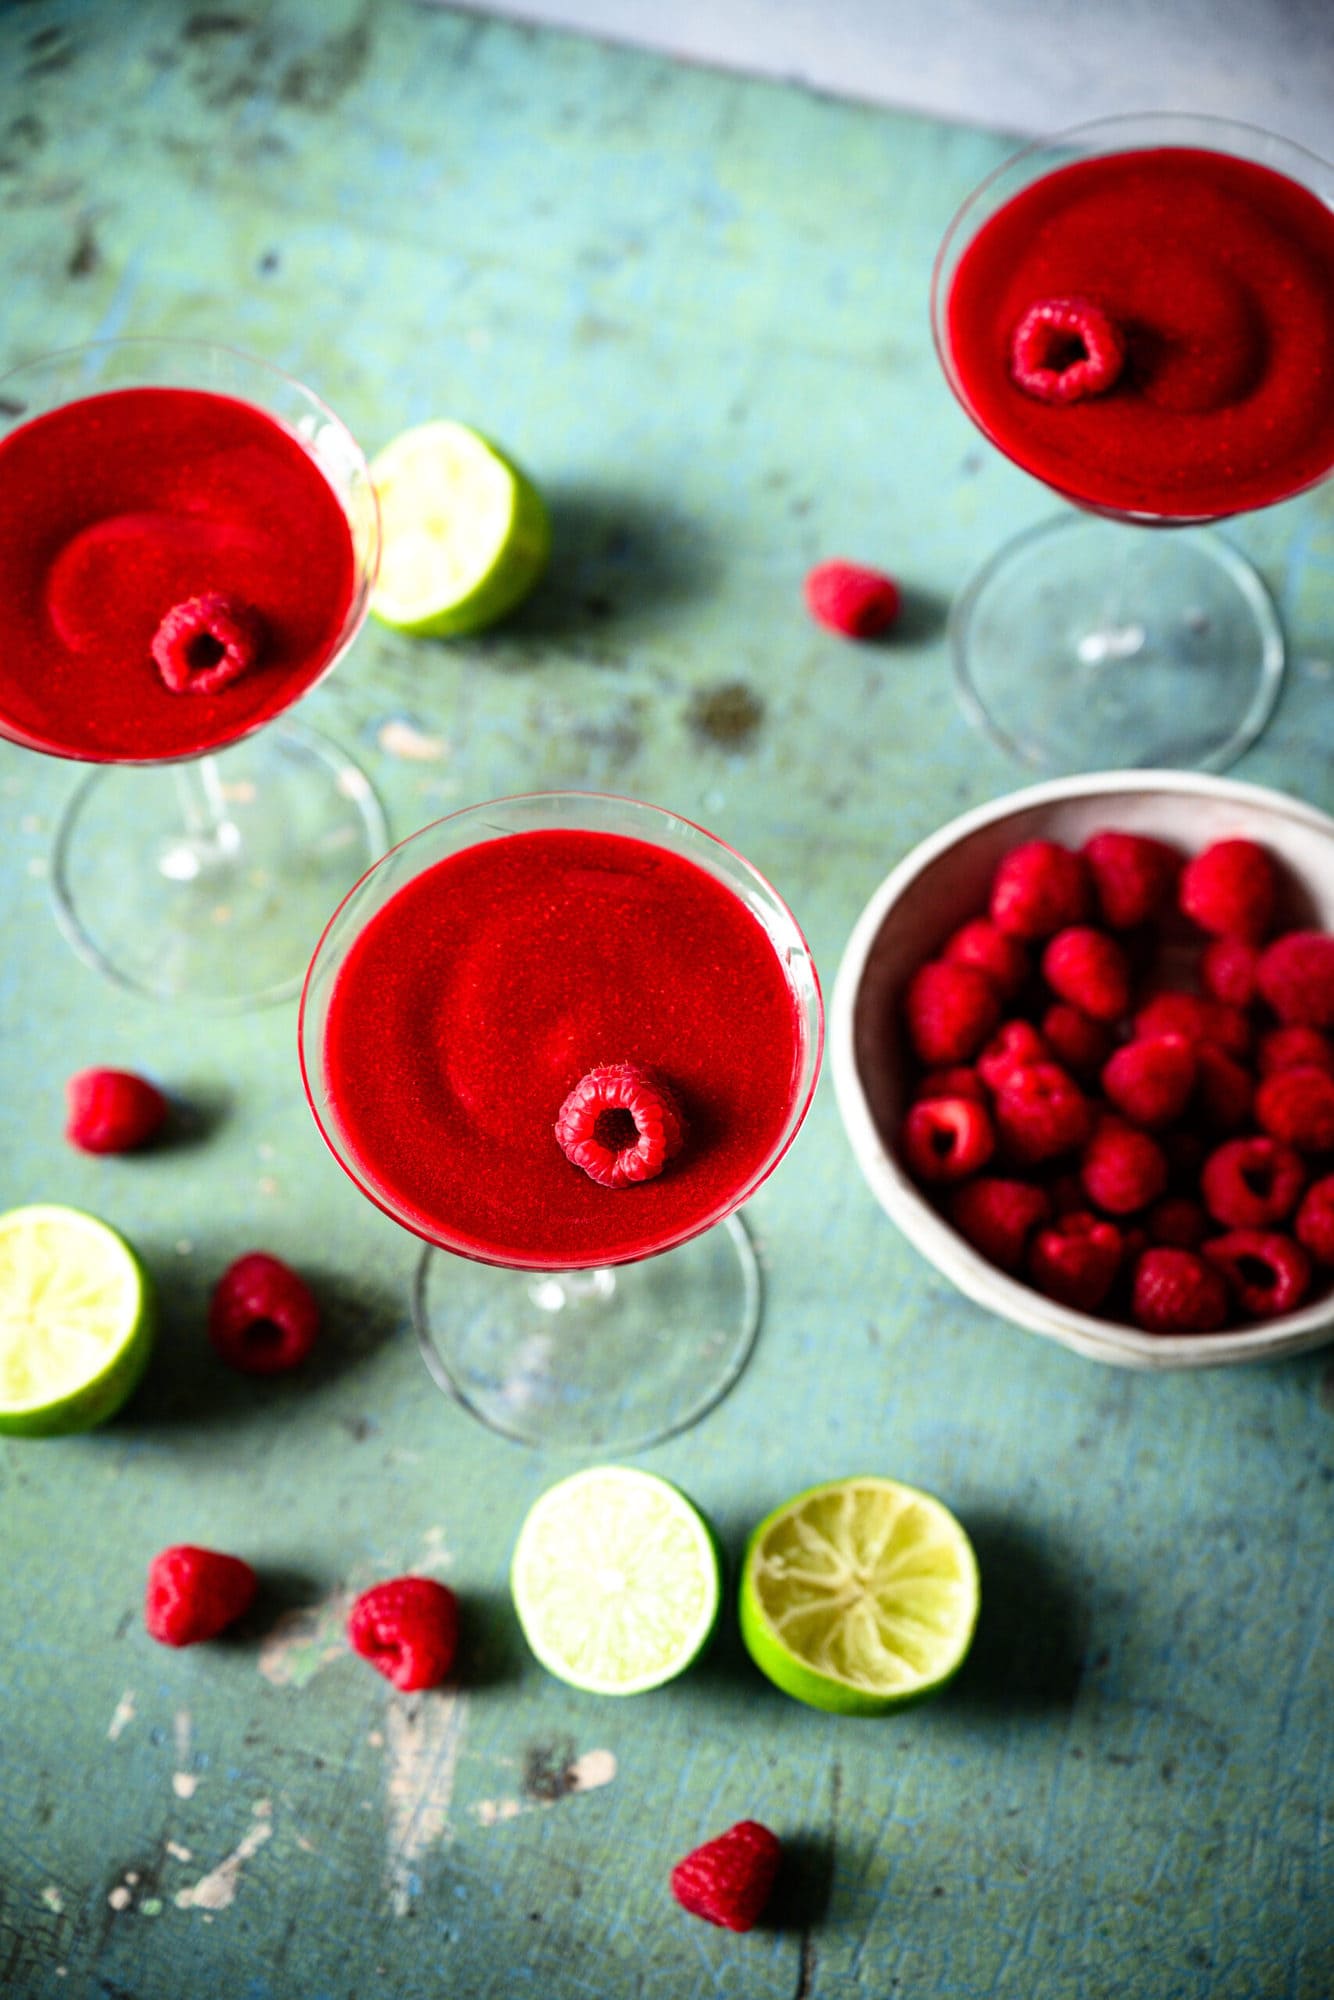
[0,338,385,1008]
[930,114,1334,772]
[299,791,823,1452]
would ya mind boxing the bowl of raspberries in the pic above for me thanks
[831,771,1334,1367]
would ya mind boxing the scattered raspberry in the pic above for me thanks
[670,1821,782,1932]
[1203,1229,1311,1318]
[555,1061,686,1188]
[804,560,900,639]
[1256,931,1334,1028]
[1200,938,1259,1009]
[914,1065,986,1105]
[151,592,265,695]
[1040,1003,1111,1080]
[347,1577,459,1692]
[942,920,1029,1003]
[1080,1117,1168,1215]
[1028,1212,1123,1312]
[1131,1248,1229,1333]
[903,962,1001,1067]
[990,841,1091,940]
[1254,1066,1334,1153]
[145,1545,257,1647]
[65,1067,168,1153]
[1009,296,1126,403]
[1133,991,1250,1058]
[1081,830,1180,930]
[1200,1136,1305,1229]
[1179,839,1276,943]
[1146,1196,1209,1251]
[993,1062,1091,1165]
[1295,1177,1334,1265]
[948,1177,1051,1274]
[900,1096,994,1184]
[977,1020,1050,1093]
[208,1252,321,1374]
[1101,1035,1196,1130]
[1041,927,1130,1023]
[1193,1044,1255,1134]
[1257,1026,1334,1078]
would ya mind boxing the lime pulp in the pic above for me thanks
[0,1204,154,1437]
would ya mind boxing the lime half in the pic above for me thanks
[0,1205,154,1437]
[739,1476,979,1715]
[511,1466,721,1695]
[369,418,550,637]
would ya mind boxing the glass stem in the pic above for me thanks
[527,1268,619,1313]
[158,755,244,882]
[1078,520,1147,666]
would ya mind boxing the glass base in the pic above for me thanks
[413,1214,763,1451]
[950,514,1285,773]
[50,721,388,1009]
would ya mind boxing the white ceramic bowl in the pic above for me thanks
[832,770,1334,1369]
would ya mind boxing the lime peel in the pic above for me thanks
[0,1204,154,1437]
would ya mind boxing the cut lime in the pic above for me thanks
[739,1476,979,1714]
[369,418,550,637]
[0,1205,154,1437]
[511,1466,721,1695]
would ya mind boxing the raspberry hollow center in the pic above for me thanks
[186,631,228,673]
[594,1107,640,1152]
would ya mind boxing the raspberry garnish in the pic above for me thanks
[1131,1248,1229,1334]
[670,1820,782,1932]
[1080,1116,1168,1215]
[1081,831,1180,930]
[804,560,900,639]
[1009,296,1126,404]
[1179,838,1276,944]
[1200,1136,1305,1229]
[1255,931,1334,1028]
[1295,1177,1334,1265]
[993,1061,1091,1165]
[903,961,1001,1067]
[145,1545,257,1647]
[1041,927,1131,1023]
[900,1096,994,1184]
[948,1177,1051,1273]
[1028,1211,1123,1313]
[1203,1229,1311,1319]
[554,1061,686,1188]
[942,920,1029,1004]
[990,841,1091,940]
[1101,1035,1196,1130]
[1254,1066,1334,1153]
[208,1252,321,1374]
[1040,1003,1111,1080]
[347,1577,459,1692]
[151,592,265,695]
[65,1067,168,1153]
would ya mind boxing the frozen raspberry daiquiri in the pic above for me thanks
[0,340,382,1006]
[300,793,823,1449]
[930,115,1334,773]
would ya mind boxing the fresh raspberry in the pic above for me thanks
[670,1821,782,1932]
[1200,938,1259,1009]
[347,1577,459,1692]
[914,1065,986,1105]
[208,1252,321,1374]
[1257,1026,1334,1078]
[1200,1136,1305,1228]
[1146,1196,1209,1251]
[1080,1117,1168,1215]
[1028,1212,1123,1312]
[977,1020,1050,1093]
[145,1545,257,1647]
[1295,1177,1334,1265]
[903,963,1001,1067]
[65,1067,168,1153]
[1179,838,1276,943]
[804,560,900,639]
[1041,927,1130,1023]
[1040,1003,1111,1080]
[1256,931,1334,1028]
[1101,1035,1196,1129]
[1081,830,1180,930]
[1009,296,1126,403]
[1133,991,1250,1058]
[151,592,265,695]
[1254,1066,1334,1153]
[948,1177,1051,1274]
[989,841,1091,940]
[1203,1229,1311,1318]
[1131,1248,1230,1333]
[555,1061,686,1188]
[942,919,1029,1003]
[900,1096,995,1184]
[1193,1043,1255,1134]
[993,1062,1091,1165]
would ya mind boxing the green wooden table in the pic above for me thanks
[2,5,1332,1996]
